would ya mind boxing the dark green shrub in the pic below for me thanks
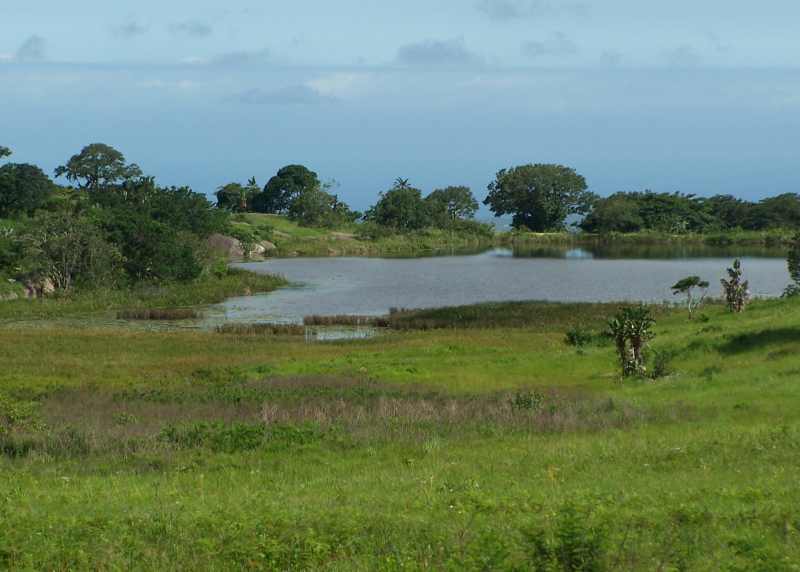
[565,324,594,348]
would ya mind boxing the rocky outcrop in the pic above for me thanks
[206,234,277,260]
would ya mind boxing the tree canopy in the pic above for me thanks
[484,164,593,231]
[54,143,142,191]
[425,186,479,227]
[0,163,55,218]
[365,180,430,231]
[253,165,320,214]
[0,146,11,160]
[581,191,800,234]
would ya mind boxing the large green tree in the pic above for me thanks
[484,164,593,231]
[365,179,429,231]
[253,165,320,214]
[54,143,142,191]
[0,163,55,217]
[0,146,11,160]
[425,186,479,227]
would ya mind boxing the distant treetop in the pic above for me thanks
[54,143,142,191]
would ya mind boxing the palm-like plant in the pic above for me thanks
[608,306,656,377]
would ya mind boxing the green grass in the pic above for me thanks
[1,298,800,569]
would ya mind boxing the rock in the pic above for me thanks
[22,278,56,299]
[260,240,277,251]
[207,234,245,259]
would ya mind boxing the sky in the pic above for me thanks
[1,0,799,211]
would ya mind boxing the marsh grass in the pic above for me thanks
[386,300,673,331]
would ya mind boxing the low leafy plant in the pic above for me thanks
[525,504,607,571]
[650,348,677,380]
[565,324,594,348]
[159,422,265,453]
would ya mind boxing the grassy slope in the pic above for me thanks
[1,299,800,569]
[235,213,496,257]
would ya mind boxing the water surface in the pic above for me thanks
[215,247,791,324]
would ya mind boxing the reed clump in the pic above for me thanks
[215,323,306,336]
[117,308,201,320]
[303,315,389,327]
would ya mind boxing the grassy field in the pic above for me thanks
[1,295,800,569]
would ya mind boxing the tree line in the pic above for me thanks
[218,161,800,235]
[3,143,800,297]
[1,143,228,295]
[215,168,487,235]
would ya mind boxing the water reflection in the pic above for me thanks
[510,242,787,260]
